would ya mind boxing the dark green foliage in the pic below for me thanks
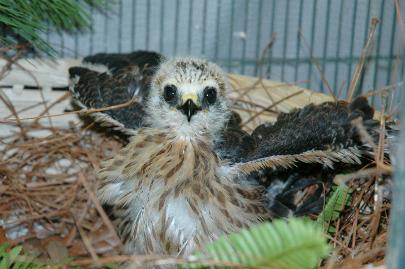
[0,0,109,55]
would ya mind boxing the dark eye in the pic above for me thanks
[203,87,217,105]
[163,85,177,103]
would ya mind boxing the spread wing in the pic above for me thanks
[69,51,164,135]
[218,97,396,217]
[223,96,395,172]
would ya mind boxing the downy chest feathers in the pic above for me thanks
[97,127,268,255]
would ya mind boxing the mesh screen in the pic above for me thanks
[43,0,405,108]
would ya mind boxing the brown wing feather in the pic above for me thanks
[69,51,163,136]
[214,96,394,176]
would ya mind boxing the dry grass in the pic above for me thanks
[0,120,123,260]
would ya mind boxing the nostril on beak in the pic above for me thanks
[179,99,199,122]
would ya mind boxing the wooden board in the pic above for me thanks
[227,73,335,129]
[0,58,339,135]
[0,58,81,88]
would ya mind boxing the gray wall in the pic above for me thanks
[44,0,404,107]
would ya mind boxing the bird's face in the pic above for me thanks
[147,58,230,138]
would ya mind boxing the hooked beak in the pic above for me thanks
[179,99,200,122]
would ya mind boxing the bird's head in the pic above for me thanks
[146,57,230,138]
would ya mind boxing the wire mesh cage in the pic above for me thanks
[1,0,403,124]
[43,0,404,105]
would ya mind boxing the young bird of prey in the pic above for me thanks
[69,51,394,257]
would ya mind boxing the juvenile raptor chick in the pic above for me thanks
[96,58,268,256]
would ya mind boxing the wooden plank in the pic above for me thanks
[0,59,80,135]
[0,58,80,87]
[227,73,335,127]
[0,87,77,136]
[1,58,369,133]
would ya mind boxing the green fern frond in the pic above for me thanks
[0,243,90,269]
[0,243,43,269]
[187,218,330,269]
[317,185,352,233]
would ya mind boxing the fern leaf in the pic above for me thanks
[8,246,22,264]
[0,245,21,269]
[188,218,330,269]
[317,185,352,233]
[0,244,45,269]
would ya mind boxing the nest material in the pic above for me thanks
[0,123,123,261]
[0,85,392,269]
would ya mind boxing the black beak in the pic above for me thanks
[179,99,200,122]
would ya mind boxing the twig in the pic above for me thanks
[365,82,404,98]
[334,167,391,186]
[33,91,70,125]
[76,222,100,265]
[0,89,27,138]
[78,173,123,250]
[12,60,55,128]
[4,100,48,119]
[0,54,19,79]
[232,34,277,103]
[70,254,267,269]
[5,97,137,122]
[298,30,336,100]
[347,18,379,102]
[394,0,405,50]
[241,90,304,127]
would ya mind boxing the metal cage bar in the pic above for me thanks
[43,0,404,104]
[387,85,405,268]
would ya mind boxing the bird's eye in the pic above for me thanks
[163,85,177,103]
[203,87,217,105]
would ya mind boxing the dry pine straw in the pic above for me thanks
[0,122,123,261]
[0,108,392,269]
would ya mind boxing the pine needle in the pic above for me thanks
[0,0,110,55]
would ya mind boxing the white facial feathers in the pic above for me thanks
[145,57,231,138]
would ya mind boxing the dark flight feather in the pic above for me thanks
[69,51,163,134]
